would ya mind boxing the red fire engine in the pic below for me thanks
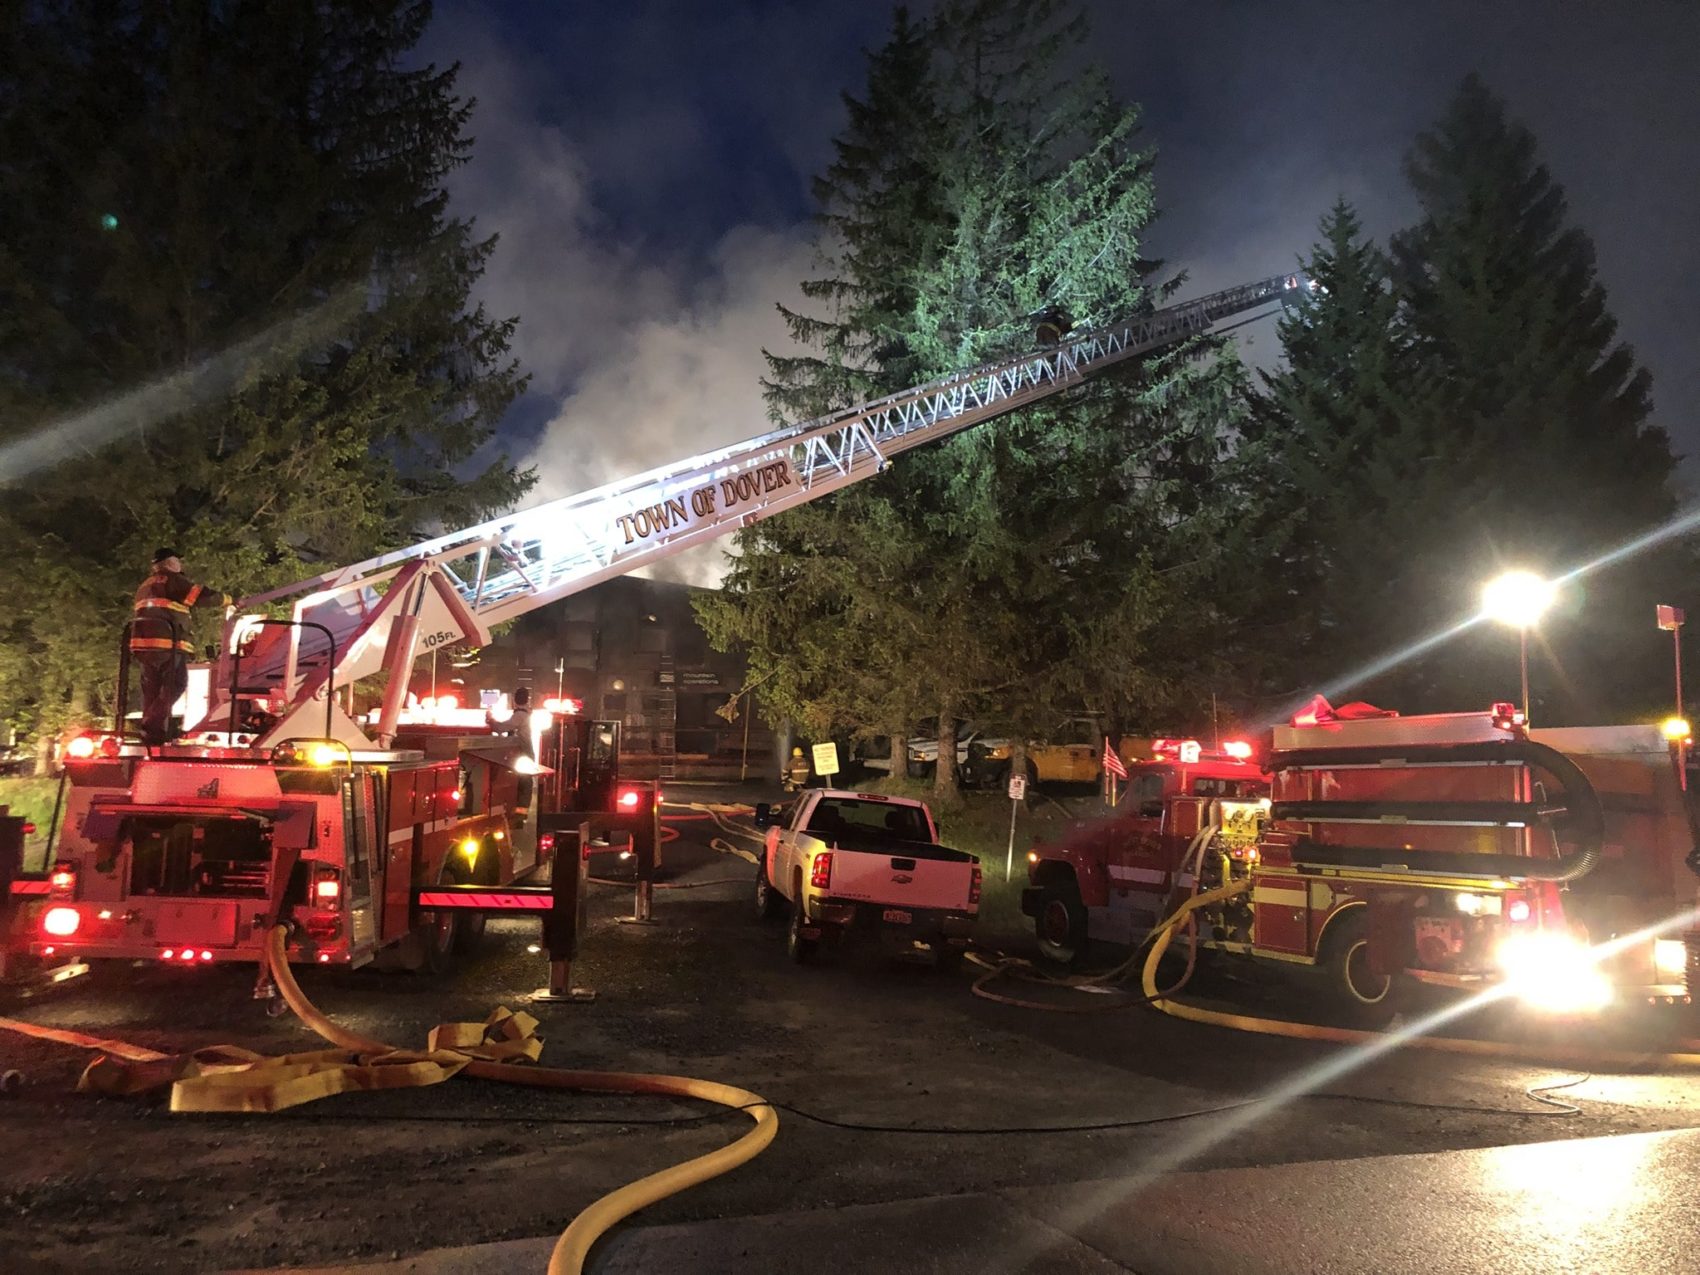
[4,271,1308,985]
[1025,702,1698,1022]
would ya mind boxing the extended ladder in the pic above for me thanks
[205,273,1309,746]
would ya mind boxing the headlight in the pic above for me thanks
[1496,931,1612,1013]
[1653,938,1688,980]
[984,745,1011,760]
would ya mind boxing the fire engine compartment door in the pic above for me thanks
[342,773,381,955]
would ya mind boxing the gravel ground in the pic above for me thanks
[4,785,1700,1273]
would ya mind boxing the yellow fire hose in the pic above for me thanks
[1139,879,1700,1069]
[76,927,778,1275]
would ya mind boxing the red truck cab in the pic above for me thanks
[1022,739,1268,964]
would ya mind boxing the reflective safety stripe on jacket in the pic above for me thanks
[130,569,228,655]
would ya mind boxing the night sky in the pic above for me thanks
[425,0,1700,581]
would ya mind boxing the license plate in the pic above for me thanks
[883,909,912,924]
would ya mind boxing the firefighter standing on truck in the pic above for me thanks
[130,548,231,746]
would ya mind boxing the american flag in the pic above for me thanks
[1102,737,1128,780]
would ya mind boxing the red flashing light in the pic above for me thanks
[49,862,76,897]
[969,866,982,906]
[617,788,642,810]
[161,949,175,960]
[315,878,341,902]
[810,851,833,891]
[180,949,196,961]
[42,945,55,956]
[543,697,583,715]
[1507,899,1533,924]
[65,735,97,760]
[199,950,212,962]
[539,833,555,856]
[1222,740,1254,761]
[437,693,459,712]
[1490,702,1526,731]
[41,906,80,937]
[99,735,121,758]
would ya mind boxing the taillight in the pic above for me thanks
[49,861,76,898]
[313,866,341,909]
[810,851,833,891]
[539,832,556,859]
[969,866,982,906]
[42,906,81,938]
[1507,898,1533,924]
[618,788,642,810]
[64,735,98,760]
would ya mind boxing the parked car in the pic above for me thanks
[906,717,1110,787]
[753,789,980,967]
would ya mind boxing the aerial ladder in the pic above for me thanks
[202,272,1311,748]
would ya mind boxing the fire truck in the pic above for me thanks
[1023,701,1699,1022]
[5,271,1309,984]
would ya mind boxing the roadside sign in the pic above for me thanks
[811,742,840,777]
[1006,772,1027,801]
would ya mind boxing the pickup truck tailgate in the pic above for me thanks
[825,845,977,911]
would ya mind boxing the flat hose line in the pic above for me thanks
[258,926,779,1275]
[69,927,778,1275]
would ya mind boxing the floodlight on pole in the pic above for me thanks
[1481,571,1555,725]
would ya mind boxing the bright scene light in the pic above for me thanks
[1481,570,1556,629]
[1661,716,1691,741]
[1495,930,1612,1013]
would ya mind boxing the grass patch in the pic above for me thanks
[0,775,65,871]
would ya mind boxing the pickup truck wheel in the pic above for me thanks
[787,879,820,964]
[1318,909,1397,1028]
[1035,882,1087,968]
[754,860,784,921]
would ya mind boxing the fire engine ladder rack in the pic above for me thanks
[1269,740,1606,884]
[203,272,1308,747]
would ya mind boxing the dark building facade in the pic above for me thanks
[410,577,775,779]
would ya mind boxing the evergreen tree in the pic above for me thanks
[1241,200,1444,708]
[1389,74,1684,718]
[699,0,1250,797]
[1252,78,1686,721]
[0,1,531,747]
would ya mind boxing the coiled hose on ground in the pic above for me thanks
[261,926,778,1275]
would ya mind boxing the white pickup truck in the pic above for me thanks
[753,789,981,967]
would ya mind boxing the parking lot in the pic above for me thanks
[6,788,1700,1273]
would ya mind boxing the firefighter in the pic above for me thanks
[130,548,232,746]
[782,746,810,793]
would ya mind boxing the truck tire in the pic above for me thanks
[787,874,820,964]
[378,862,461,974]
[754,858,783,921]
[454,845,492,956]
[1318,909,1396,1027]
[1034,880,1087,967]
